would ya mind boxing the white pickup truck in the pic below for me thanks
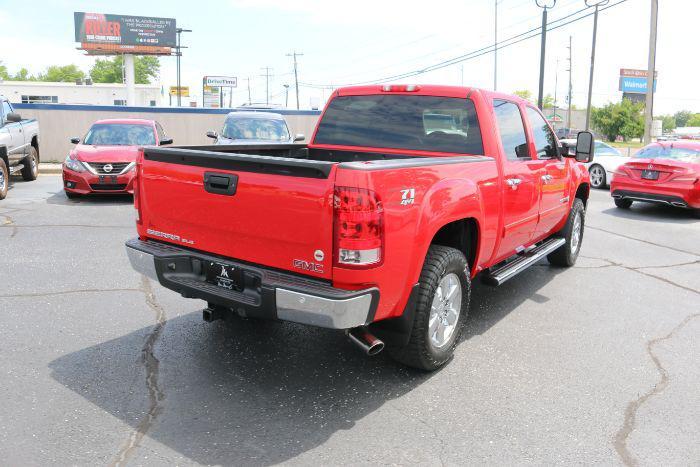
[0,96,40,199]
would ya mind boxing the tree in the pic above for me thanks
[674,110,693,127]
[659,114,676,132]
[90,56,160,84]
[542,94,555,109]
[0,61,9,80]
[513,90,533,101]
[687,114,700,127]
[37,65,85,82]
[591,99,645,142]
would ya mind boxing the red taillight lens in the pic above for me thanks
[380,84,420,92]
[333,187,384,267]
[133,162,142,225]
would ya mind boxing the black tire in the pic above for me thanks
[614,198,633,209]
[21,146,39,181]
[388,245,470,371]
[588,164,606,189]
[547,198,585,267]
[692,209,700,219]
[65,191,80,200]
[0,158,8,200]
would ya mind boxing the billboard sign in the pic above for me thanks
[619,68,658,94]
[169,86,189,97]
[74,12,176,55]
[204,76,237,87]
[203,86,221,108]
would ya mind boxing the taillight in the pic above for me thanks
[380,84,420,92]
[133,162,142,225]
[333,187,384,267]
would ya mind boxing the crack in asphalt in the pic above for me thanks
[110,276,167,467]
[0,213,18,238]
[587,225,700,258]
[0,288,141,298]
[614,312,700,467]
[388,404,447,466]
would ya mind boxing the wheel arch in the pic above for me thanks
[429,217,480,273]
[30,135,39,162]
[575,182,590,207]
[0,146,8,168]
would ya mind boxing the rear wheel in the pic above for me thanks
[21,146,39,181]
[614,198,633,209]
[0,159,8,200]
[588,164,606,189]
[388,245,470,371]
[547,198,585,267]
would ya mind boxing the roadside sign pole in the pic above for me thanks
[124,54,135,106]
[567,35,572,130]
[643,0,659,144]
[585,1,608,130]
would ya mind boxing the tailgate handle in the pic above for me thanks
[203,172,238,195]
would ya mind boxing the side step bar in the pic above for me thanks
[481,237,566,286]
[9,164,24,175]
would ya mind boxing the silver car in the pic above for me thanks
[206,111,304,145]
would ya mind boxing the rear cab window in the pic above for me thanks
[313,94,484,155]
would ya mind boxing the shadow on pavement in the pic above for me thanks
[601,205,699,224]
[46,190,133,206]
[49,263,561,465]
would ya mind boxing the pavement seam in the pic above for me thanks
[110,276,167,467]
[0,224,131,230]
[0,288,142,298]
[613,312,700,467]
[587,225,700,258]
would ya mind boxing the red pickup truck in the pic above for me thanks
[126,85,594,370]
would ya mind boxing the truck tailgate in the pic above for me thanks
[138,147,337,280]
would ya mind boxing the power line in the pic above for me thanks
[301,0,627,89]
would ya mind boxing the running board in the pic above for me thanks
[10,164,24,175]
[481,237,566,286]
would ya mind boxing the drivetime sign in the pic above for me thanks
[204,76,238,87]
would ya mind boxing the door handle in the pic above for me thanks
[505,178,522,189]
[541,174,553,183]
[203,172,238,195]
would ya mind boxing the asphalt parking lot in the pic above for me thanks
[1,175,698,466]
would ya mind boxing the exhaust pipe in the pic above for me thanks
[346,327,385,356]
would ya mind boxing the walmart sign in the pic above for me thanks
[619,76,657,94]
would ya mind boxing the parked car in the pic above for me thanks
[63,119,172,198]
[206,111,304,145]
[611,141,700,218]
[0,96,40,200]
[126,85,593,370]
[561,138,627,189]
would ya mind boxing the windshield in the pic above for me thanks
[221,117,290,142]
[635,144,700,162]
[313,95,484,155]
[83,124,156,146]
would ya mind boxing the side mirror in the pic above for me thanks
[293,133,305,142]
[574,131,594,163]
[559,142,575,157]
[206,130,218,139]
[159,138,173,145]
[70,137,81,144]
[6,112,21,123]
[515,142,530,159]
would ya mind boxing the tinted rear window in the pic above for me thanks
[314,95,483,155]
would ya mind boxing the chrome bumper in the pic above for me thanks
[125,239,378,329]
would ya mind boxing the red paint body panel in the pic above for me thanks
[134,85,590,323]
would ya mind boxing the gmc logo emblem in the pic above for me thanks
[293,259,324,274]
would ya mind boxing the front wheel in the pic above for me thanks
[547,198,585,267]
[588,164,606,189]
[21,146,39,181]
[388,245,470,371]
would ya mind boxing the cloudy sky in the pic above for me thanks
[1,0,698,113]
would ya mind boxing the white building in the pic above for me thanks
[0,80,163,107]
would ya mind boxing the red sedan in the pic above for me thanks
[610,141,700,218]
[63,118,171,198]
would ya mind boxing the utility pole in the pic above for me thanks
[494,0,498,90]
[553,59,559,129]
[535,0,556,110]
[585,0,608,130]
[175,28,192,107]
[286,51,303,110]
[567,35,573,130]
[643,0,659,144]
[283,84,290,108]
[260,67,272,106]
[245,77,252,105]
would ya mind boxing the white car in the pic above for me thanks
[561,139,628,189]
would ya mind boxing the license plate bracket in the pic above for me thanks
[641,170,659,180]
[205,261,244,291]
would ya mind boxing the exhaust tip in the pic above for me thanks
[347,327,385,356]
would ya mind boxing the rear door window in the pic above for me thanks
[314,94,483,155]
[492,100,530,161]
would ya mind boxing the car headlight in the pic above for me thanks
[64,155,86,173]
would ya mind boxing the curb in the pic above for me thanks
[39,163,63,175]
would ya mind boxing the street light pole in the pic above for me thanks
[643,0,659,144]
[584,0,608,130]
[494,0,498,91]
[535,0,556,110]
[175,28,192,107]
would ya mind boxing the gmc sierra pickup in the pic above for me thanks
[0,96,40,200]
[126,85,594,370]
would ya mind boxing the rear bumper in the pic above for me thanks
[125,238,379,329]
[611,189,695,208]
[63,168,135,194]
